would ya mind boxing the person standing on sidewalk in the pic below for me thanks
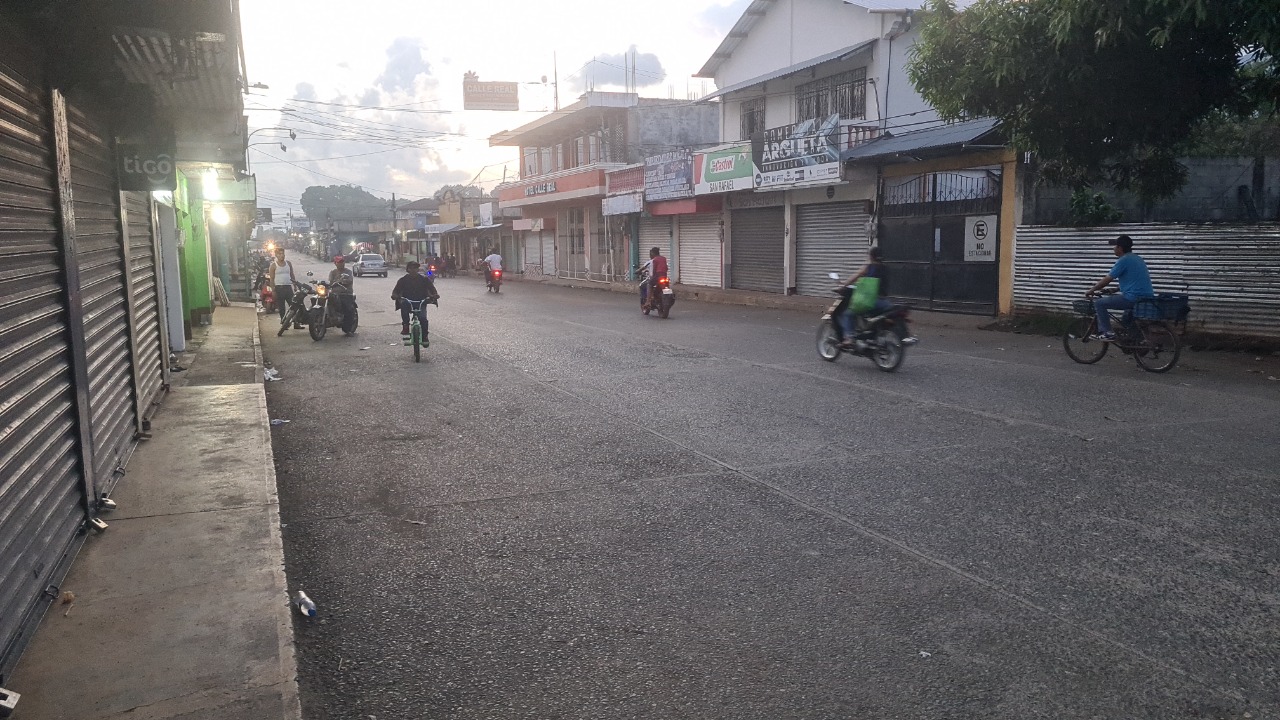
[266,247,302,328]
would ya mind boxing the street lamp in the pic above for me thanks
[245,142,288,175]
[244,127,296,174]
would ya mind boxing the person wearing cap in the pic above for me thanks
[328,255,354,293]
[1086,234,1154,341]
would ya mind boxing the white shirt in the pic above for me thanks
[483,253,503,271]
[272,259,293,285]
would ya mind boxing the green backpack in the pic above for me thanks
[850,276,881,313]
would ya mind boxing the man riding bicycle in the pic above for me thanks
[1086,234,1154,341]
[391,261,440,345]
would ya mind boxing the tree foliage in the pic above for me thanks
[299,185,391,222]
[907,0,1279,201]
[432,184,486,201]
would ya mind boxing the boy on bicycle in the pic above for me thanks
[1086,234,1154,341]
[391,261,440,345]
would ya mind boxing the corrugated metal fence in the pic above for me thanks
[1014,224,1280,337]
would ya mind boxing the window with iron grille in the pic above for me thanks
[739,96,765,140]
[795,68,867,123]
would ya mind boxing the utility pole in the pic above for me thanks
[553,52,560,110]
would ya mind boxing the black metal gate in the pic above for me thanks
[878,170,1001,314]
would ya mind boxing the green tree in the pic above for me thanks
[299,185,391,223]
[432,184,486,201]
[907,0,1277,202]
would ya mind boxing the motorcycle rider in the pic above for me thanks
[328,255,356,322]
[838,247,893,350]
[639,246,669,309]
[482,248,503,285]
[391,261,440,345]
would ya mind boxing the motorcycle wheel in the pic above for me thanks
[872,329,905,372]
[277,307,295,337]
[308,308,327,341]
[816,321,841,362]
[658,294,671,318]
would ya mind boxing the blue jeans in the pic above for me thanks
[400,301,428,331]
[1094,294,1133,334]
[841,299,891,337]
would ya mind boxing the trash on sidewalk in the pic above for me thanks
[359,346,372,351]
[295,590,317,617]
[60,591,75,605]
[919,650,932,658]
[270,419,290,426]
[404,519,428,526]
[263,368,281,382]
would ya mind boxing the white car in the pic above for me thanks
[353,253,387,277]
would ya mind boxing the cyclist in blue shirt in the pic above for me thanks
[1086,234,1154,341]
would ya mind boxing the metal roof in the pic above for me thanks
[840,117,1002,163]
[700,39,876,102]
[849,0,978,12]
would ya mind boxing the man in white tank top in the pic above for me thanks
[267,248,301,327]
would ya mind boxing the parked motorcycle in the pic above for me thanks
[305,271,359,341]
[276,280,313,337]
[815,272,915,372]
[636,266,675,318]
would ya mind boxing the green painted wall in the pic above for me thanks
[176,171,211,324]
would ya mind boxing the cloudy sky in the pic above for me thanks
[239,0,751,221]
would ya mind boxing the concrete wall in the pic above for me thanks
[1023,157,1280,225]
[715,0,885,87]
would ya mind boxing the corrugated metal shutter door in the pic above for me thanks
[639,215,671,258]
[124,191,164,416]
[795,202,870,297]
[729,207,784,292]
[0,61,88,675]
[540,231,556,275]
[676,214,721,287]
[67,105,136,499]
[523,233,540,274]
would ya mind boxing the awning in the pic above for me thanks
[420,223,461,234]
[840,117,1002,164]
[700,39,876,102]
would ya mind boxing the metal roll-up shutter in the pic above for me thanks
[540,230,556,275]
[639,215,671,258]
[729,206,784,292]
[0,60,88,676]
[523,232,541,275]
[124,191,164,417]
[676,214,721,287]
[67,104,136,499]
[795,201,871,297]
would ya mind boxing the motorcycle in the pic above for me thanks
[815,272,916,372]
[305,271,359,341]
[276,279,313,337]
[485,266,502,293]
[637,266,675,318]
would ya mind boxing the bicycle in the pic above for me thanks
[1062,290,1189,373]
[401,297,436,363]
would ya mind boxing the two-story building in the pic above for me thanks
[490,91,719,282]
[694,0,1012,312]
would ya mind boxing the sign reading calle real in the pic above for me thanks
[644,149,694,202]
[117,141,177,191]
[751,114,842,189]
[463,73,519,111]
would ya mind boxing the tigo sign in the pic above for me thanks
[117,142,177,191]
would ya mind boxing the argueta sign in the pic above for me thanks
[117,142,177,191]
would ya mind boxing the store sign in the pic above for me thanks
[751,114,842,189]
[964,215,997,262]
[602,192,644,216]
[255,208,273,223]
[463,78,519,111]
[644,149,694,202]
[524,181,558,197]
[117,142,177,191]
[694,144,757,195]
[725,191,785,209]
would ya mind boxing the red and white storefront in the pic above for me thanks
[498,167,625,281]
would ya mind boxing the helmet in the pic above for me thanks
[333,255,345,263]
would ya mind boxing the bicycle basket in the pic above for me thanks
[1133,294,1190,321]
[1071,299,1095,315]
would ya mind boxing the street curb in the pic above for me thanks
[251,316,304,720]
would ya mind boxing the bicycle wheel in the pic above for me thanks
[1133,320,1180,373]
[1062,317,1108,364]
[411,324,421,363]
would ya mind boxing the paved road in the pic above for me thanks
[262,252,1280,720]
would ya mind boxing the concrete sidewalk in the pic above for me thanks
[7,305,300,720]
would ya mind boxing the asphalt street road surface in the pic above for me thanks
[263,252,1280,720]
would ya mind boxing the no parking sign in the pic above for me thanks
[964,215,997,262]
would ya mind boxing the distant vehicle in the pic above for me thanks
[353,253,387,277]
